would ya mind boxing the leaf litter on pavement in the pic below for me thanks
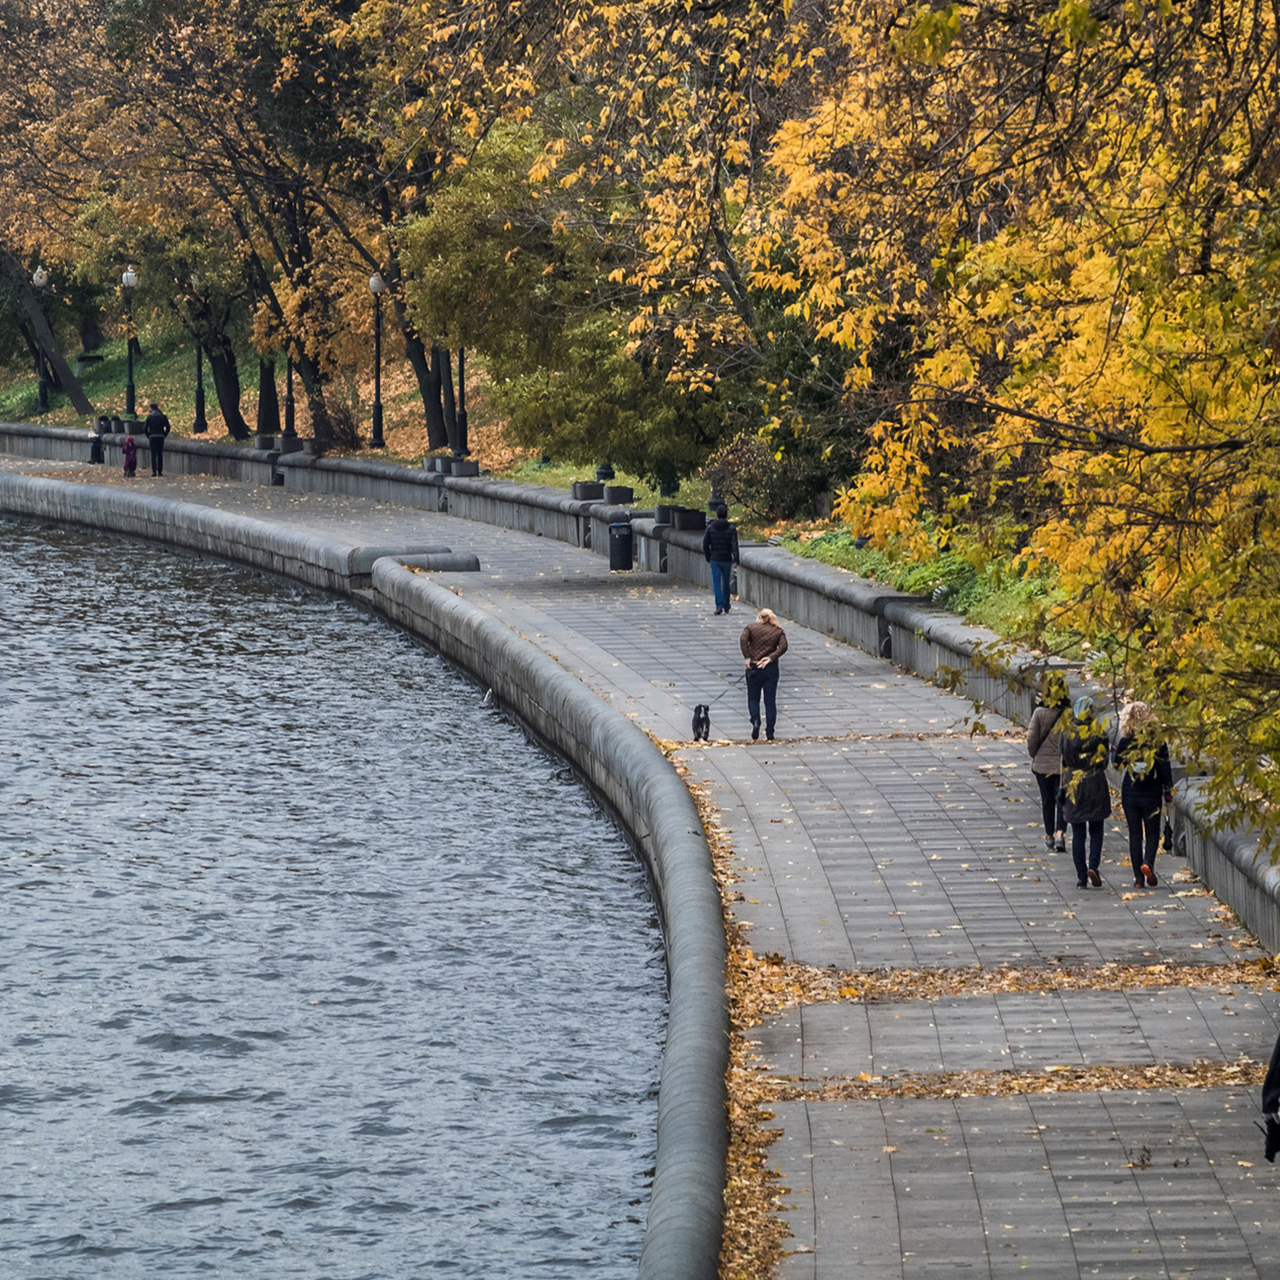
[676,765,1279,1280]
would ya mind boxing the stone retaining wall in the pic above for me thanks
[0,469,726,1280]
[0,421,277,485]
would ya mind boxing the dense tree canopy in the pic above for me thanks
[5,0,1280,840]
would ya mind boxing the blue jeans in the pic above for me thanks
[710,560,733,612]
[746,663,779,735]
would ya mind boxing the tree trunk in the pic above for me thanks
[257,357,280,435]
[205,335,252,440]
[440,345,458,453]
[78,310,104,353]
[291,349,358,450]
[391,297,448,451]
[1,250,94,415]
[424,343,447,451]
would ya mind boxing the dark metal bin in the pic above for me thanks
[608,521,633,571]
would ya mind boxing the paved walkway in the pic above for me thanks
[8,460,1280,1278]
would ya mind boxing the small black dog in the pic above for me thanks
[692,704,711,742]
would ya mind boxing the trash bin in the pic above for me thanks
[608,521,633,571]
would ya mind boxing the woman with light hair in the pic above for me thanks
[739,607,788,741]
[1113,700,1173,888]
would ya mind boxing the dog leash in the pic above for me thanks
[704,672,747,706]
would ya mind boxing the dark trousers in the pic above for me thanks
[1264,1031,1280,1117]
[1263,1030,1280,1159]
[1033,771,1063,838]
[710,561,733,612]
[1070,820,1104,882]
[1123,797,1161,877]
[746,663,779,735]
[149,435,165,474]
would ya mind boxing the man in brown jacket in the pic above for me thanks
[740,607,788,741]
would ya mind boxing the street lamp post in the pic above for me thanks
[189,275,206,433]
[456,347,468,457]
[369,273,386,448]
[31,266,49,415]
[121,266,138,420]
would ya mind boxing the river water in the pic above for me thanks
[0,517,665,1278]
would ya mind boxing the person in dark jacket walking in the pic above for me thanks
[1113,700,1174,888]
[144,402,171,476]
[1060,695,1112,888]
[1261,1031,1280,1161]
[740,607,788,740]
[1027,670,1070,852]
[702,505,740,615]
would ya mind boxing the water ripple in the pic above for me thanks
[2,517,664,1278]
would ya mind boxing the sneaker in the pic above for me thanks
[714,608,723,615]
[1055,837,1066,852]
[1141,864,1158,887]
[766,729,774,741]
[1077,880,1088,889]
[751,720,760,741]
[1087,868,1102,887]
[1045,836,1055,850]
[1134,878,1146,889]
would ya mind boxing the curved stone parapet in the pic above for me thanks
[374,557,728,1280]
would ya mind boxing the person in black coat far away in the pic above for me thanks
[144,402,172,477]
[702,505,740,615]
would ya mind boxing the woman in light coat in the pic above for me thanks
[1027,671,1070,852]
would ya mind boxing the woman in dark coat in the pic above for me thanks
[1113,700,1173,888]
[1060,695,1112,888]
[1027,671,1070,851]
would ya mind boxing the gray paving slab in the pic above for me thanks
[687,738,1255,969]
[756,988,1280,1081]
[772,1090,1280,1279]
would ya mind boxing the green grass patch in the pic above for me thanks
[0,333,221,431]
[779,526,1074,647]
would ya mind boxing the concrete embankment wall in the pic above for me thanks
[0,469,726,1280]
